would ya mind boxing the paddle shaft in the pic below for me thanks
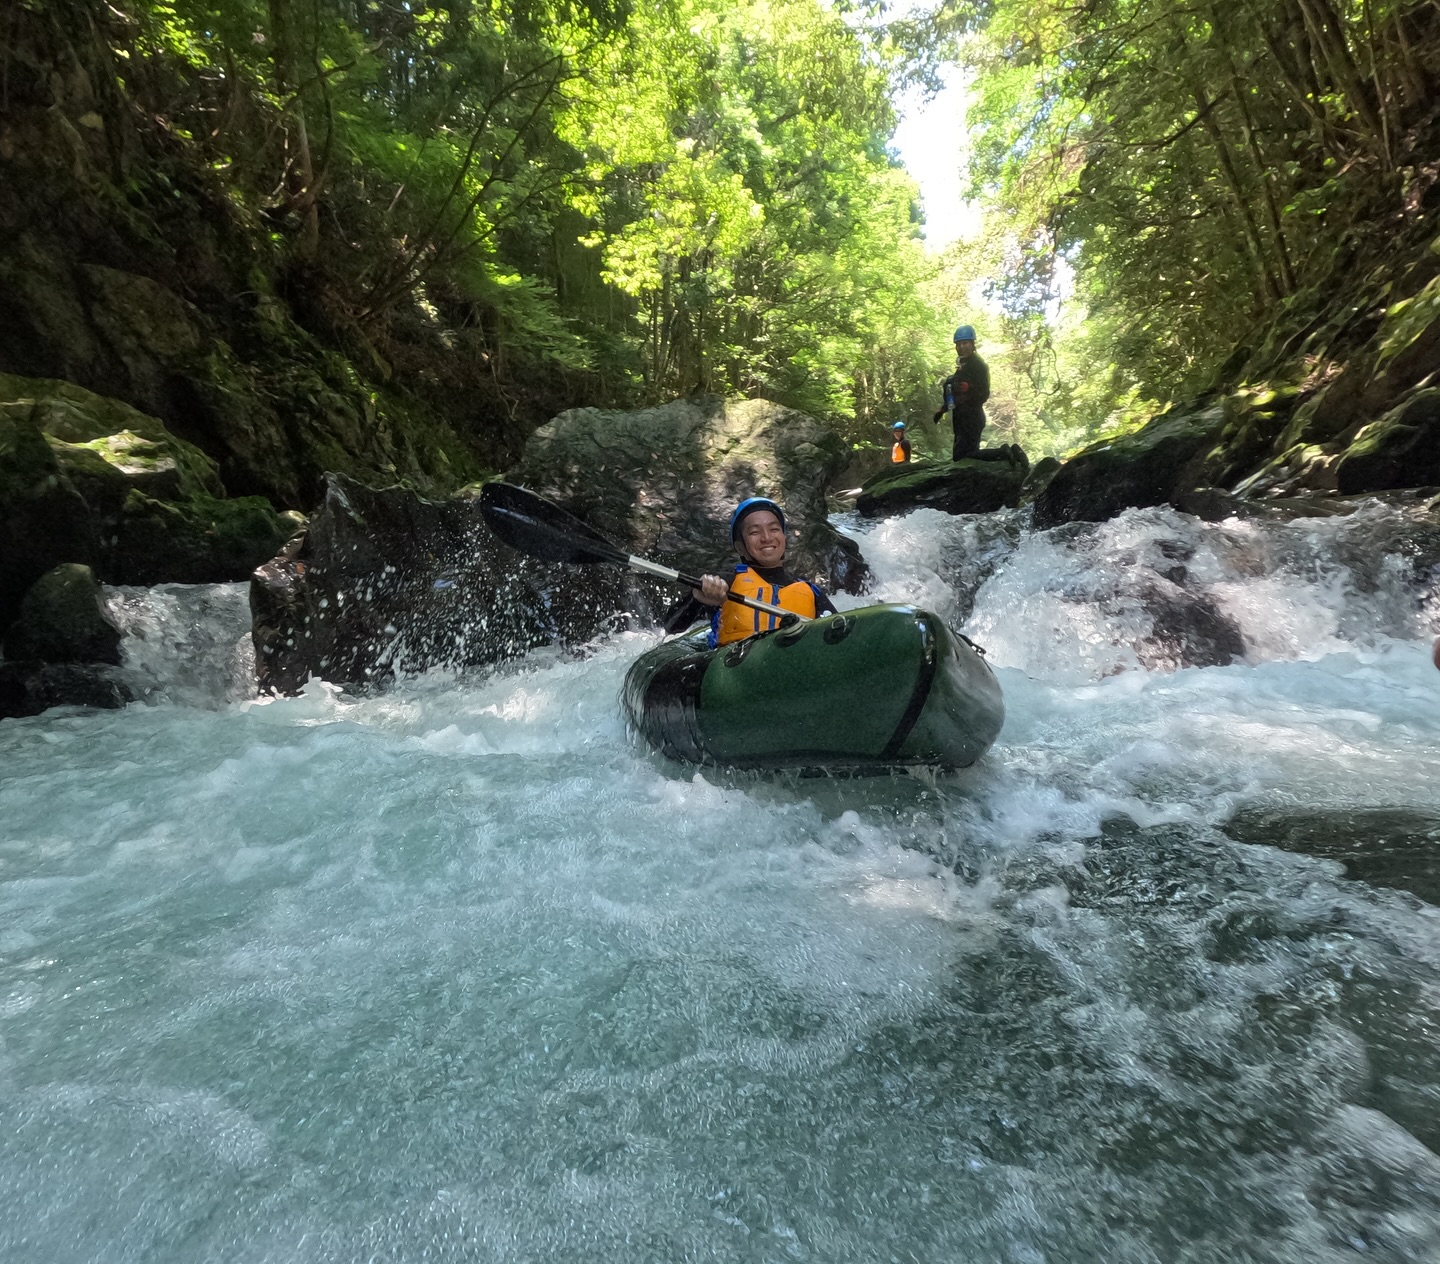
[626,555,811,624]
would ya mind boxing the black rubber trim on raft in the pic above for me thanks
[640,651,710,763]
[879,613,939,761]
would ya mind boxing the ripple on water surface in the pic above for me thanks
[3,509,1440,1261]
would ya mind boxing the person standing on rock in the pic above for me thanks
[934,326,1027,471]
[890,421,912,464]
[935,325,991,461]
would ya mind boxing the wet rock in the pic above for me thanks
[1034,402,1228,528]
[0,661,133,719]
[0,374,290,624]
[1173,486,1363,522]
[1134,581,1246,671]
[251,474,637,694]
[1023,514,1249,673]
[854,457,1024,518]
[508,396,867,593]
[1018,456,1061,506]
[4,563,120,664]
[1223,807,1440,906]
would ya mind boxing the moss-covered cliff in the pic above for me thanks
[0,1,603,514]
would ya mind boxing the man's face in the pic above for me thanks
[737,510,786,567]
[955,339,976,360]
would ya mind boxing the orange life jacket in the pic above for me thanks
[891,440,909,463]
[714,565,819,646]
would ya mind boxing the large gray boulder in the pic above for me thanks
[508,396,867,592]
[250,475,644,694]
[855,458,1024,518]
[1034,402,1228,528]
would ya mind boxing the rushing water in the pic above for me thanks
[2,504,1440,1262]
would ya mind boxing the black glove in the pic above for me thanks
[932,409,945,423]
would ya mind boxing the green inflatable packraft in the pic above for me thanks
[622,603,1004,771]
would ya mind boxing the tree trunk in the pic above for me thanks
[266,0,319,260]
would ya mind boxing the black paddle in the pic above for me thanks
[479,482,809,625]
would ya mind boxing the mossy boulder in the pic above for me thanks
[0,374,290,625]
[1333,388,1440,494]
[509,396,867,593]
[1034,402,1228,528]
[4,563,120,664]
[855,458,1025,518]
[112,489,295,584]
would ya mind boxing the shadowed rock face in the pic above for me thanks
[1335,388,1440,493]
[4,563,121,664]
[855,459,1024,519]
[508,397,868,594]
[250,475,649,694]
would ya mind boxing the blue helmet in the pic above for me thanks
[891,420,907,430]
[730,496,786,541]
[953,325,977,342]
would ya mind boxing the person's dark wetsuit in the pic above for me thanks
[937,354,993,461]
[662,562,838,635]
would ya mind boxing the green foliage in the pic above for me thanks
[106,0,942,437]
[941,0,1440,439]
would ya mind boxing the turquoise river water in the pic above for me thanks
[2,504,1439,1262]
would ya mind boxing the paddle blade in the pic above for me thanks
[479,482,626,566]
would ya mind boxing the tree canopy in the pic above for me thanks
[86,0,952,442]
[951,0,1440,439]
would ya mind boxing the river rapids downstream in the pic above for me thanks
[2,503,1440,1262]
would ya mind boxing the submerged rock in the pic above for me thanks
[0,661,133,719]
[0,374,290,626]
[1134,580,1246,672]
[4,563,120,664]
[1224,807,1440,906]
[508,396,867,593]
[855,458,1024,518]
[250,474,639,694]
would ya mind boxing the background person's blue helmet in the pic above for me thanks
[953,325,977,342]
[730,497,787,541]
[891,420,907,429]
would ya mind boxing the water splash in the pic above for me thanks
[104,583,256,707]
[843,502,1440,681]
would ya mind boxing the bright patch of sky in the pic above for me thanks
[890,76,983,253]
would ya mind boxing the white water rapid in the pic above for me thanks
[2,504,1439,1262]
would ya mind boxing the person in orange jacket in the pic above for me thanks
[890,420,912,464]
[665,497,837,646]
